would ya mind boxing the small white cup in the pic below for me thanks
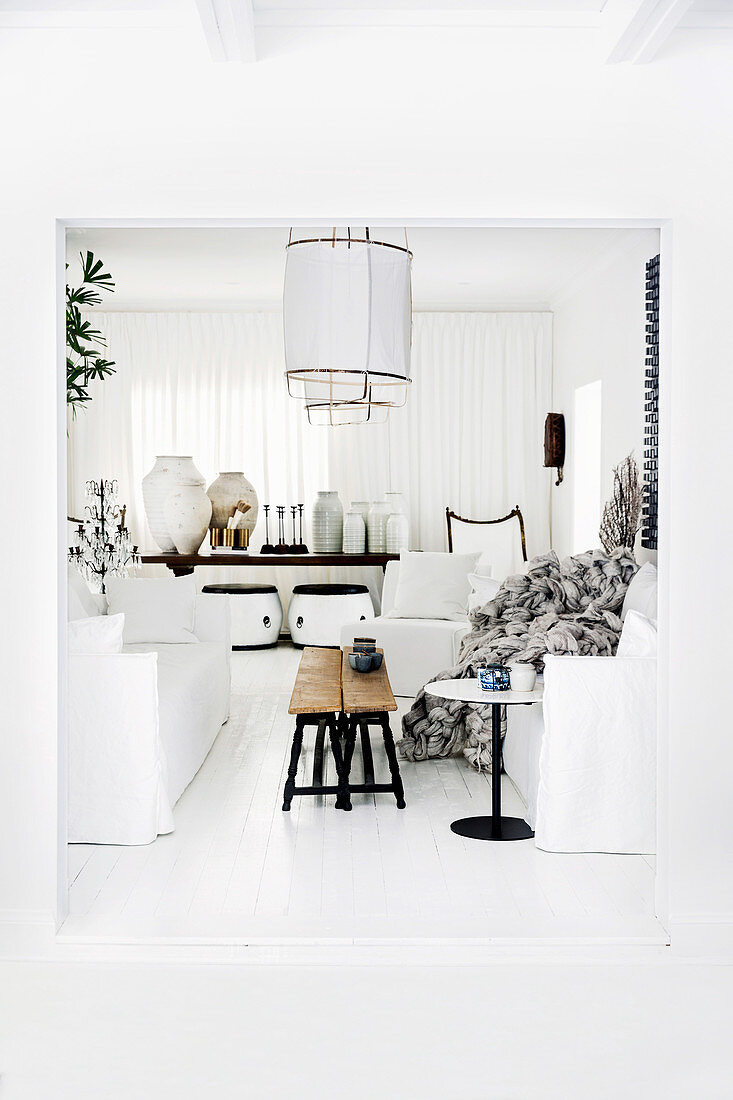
[507,662,536,692]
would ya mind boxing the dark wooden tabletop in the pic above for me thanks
[141,551,399,574]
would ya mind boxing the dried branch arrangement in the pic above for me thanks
[599,452,645,555]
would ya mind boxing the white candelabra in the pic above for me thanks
[68,478,140,593]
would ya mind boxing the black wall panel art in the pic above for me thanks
[642,254,659,550]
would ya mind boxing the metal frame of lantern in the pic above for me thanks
[283,228,413,425]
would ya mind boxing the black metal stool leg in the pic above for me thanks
[380,712,406,809]
[328,714,352,811]
[282,715,305,811]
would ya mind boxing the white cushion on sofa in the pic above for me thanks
[467,574,500,613]
[68,613,125,654]
[340,616,470,697]
[617,610,657,658]
[106,575,198,644]
[387,550,479,621]
[622,562,658,623]
[68,565,105,621]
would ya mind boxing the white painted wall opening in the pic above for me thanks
[57,217,670,953]
[572,380,603,553]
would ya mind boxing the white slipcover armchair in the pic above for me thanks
[504,654,657,854]
[68,593,231,845]
[339,560,471,697]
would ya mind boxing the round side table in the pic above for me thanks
[425,678,544,842]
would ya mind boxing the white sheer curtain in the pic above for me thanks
[69,311,551,602]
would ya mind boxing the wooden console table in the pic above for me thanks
[141,551,399,577]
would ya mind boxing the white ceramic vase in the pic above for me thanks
[142,455,205,552]
[366,500,390,553]
[385,491,409,553]
[343,510,366,553]
[206,472,259,532]
[507,662,537,692]
[386,511,409,553]
[163,479,212,555]
[312,491,344,553]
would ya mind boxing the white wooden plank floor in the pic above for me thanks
[64,644,663,944]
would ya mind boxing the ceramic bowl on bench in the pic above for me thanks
[348,651,383,673]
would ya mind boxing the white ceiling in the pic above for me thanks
[65,225,655,311]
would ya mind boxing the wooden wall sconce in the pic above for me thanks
[544,413,565,486]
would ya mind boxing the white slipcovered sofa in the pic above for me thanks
[67,573,231,845]
[339,559,471,697]
[504,562,658,853]
[341,552,658,854]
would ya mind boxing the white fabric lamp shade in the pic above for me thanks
[283,234,412,425]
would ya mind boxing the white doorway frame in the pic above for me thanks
[56,216,672,944]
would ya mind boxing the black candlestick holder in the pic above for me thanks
[275,505,289,554]
[293,503,308,553]
[288,505,299,553]
[260,504,275,554]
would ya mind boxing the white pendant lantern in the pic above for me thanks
[283,228,412,425]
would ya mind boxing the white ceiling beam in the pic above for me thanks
[194,0,256,63]
[605,0,695,64]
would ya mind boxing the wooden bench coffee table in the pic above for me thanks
[282,646,406,812]
[341,646,405,810]
[283,647,351,812]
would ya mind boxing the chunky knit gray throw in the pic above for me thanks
[398,548,638,771]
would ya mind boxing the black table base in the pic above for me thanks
[451,815,534,841]
[449,698,534,842]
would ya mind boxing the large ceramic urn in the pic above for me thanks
[206,471,259,533]
[142,455,205,552]
[163,479,212,555]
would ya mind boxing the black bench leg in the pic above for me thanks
[342,714,357,780]
[282,715,305,811]
[329,714,352,812]
[380,713,406,809]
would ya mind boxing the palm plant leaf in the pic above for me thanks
[66,251,116,411]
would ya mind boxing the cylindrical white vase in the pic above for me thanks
[384,491,409,553]
[311,491,344,553]
[206,472,259,532]
[386,511,409,553]
[142,455,205,552]
[366,500,390,553]
[384,491,406,515]
[163,479,212,555]
[343,510,366,553]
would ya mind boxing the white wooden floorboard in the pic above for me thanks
[66,643,660,943]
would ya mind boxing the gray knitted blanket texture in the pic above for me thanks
[397,548,638,771]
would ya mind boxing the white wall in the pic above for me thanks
[551,230,659,560]
[1,24,732,952]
